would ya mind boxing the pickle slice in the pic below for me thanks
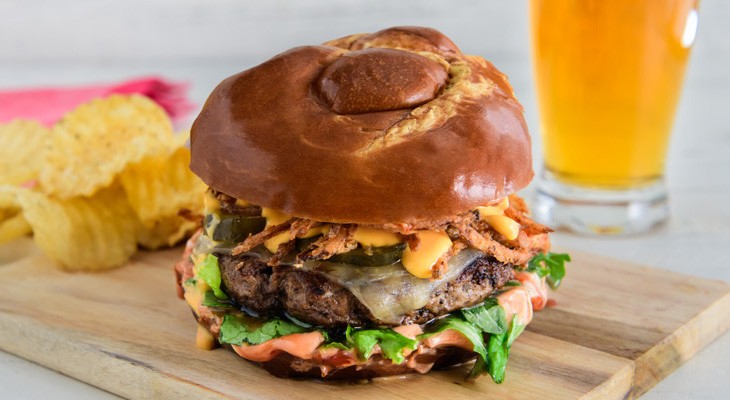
[329,243,406,266]
[206,214,266,243]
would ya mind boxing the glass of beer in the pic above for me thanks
[530,0,699,235]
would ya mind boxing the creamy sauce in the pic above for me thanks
[231,331,325,362]
[393,324,423,339]
[423,329,474,350]
[498,286,533,326]
[515,271,548,311]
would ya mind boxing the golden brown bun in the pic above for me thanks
[191,26,532,224]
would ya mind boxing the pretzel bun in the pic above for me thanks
[190,26,532,224]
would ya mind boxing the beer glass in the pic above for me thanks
[530,0,699,235]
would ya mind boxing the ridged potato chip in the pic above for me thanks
[0,201,32,244]
[138,215,199,250]
[39,94,173,199]
[120,132,203,248]
[3,95,204,270]
[0,185,139,270]
[0,120,50,185]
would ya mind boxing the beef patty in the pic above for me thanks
[218,253,513,327]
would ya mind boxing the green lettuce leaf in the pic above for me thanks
[506,315,526,347]
[467,355,489,380]
[218,314,249,345]
[487,331,509,383]
[420,316,488,365]
[420,298,530,382]
[346,326,418,364]
[196,254,227,299]
[461,298,507,335]
[527,252,571,290]
[201,290,234,309]
[321,341,351,351]
[219,314,307,346]
[487,315,527,383]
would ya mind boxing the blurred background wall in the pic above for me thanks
[1,0,728,194]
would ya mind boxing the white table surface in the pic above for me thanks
[1,1,729,399]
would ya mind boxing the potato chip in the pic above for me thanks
[137,215,199,250]
[2,95,204,270]
[120,132,204,247]
[39,94,173,199]
[0,196,32,244]
[0,185,139,270]
[0,120,50,185]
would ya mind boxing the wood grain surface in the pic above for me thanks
[0,239,728,399]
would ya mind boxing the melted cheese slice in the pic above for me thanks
[484,215,520,240]
[352,227,401,247]
[402,230,452,278]
[261,207,291,227]
[264,231,289,253]
[261,208,293,252]
[196,323,216,350]
[183,279,208,317]
[203,190,220,214]
[306,248,482,324]
[302,225,329,239]
[263,225,331,253]
[204,212,220,239]
[476,197,509,217]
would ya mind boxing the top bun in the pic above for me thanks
[190,26,532,224]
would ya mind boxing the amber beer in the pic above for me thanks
[530,0,699,234]
[531,0,698,188]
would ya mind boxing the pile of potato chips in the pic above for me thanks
[0,94,205,270]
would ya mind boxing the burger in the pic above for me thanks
[174,26,569,382]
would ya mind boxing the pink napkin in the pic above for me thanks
[0,76,195,126]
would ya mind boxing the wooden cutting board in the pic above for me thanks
[0,238,729,399]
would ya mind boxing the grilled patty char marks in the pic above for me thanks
[218,253,513,327]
